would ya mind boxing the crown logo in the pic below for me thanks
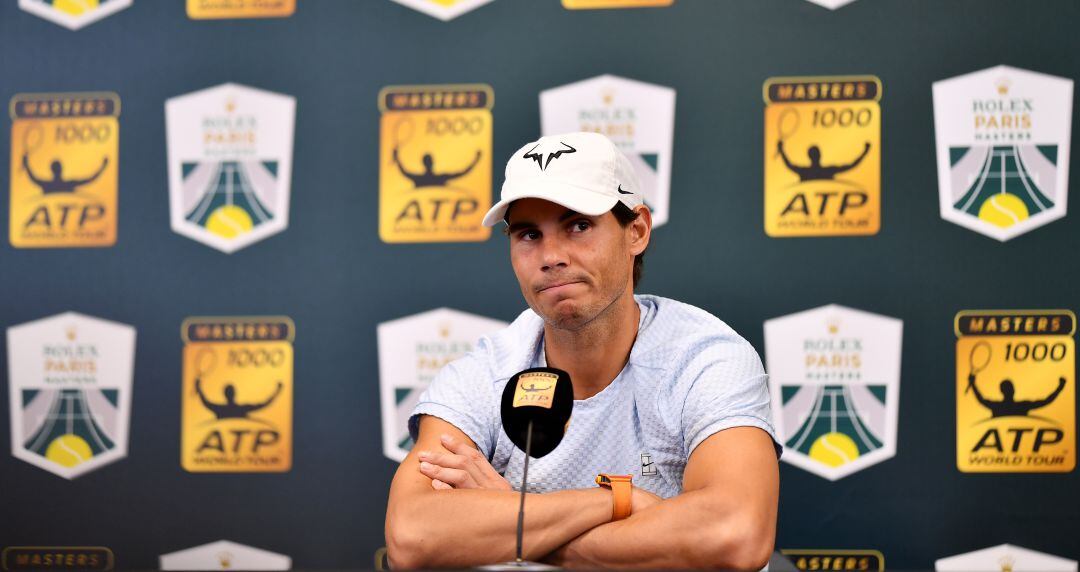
[827,317,840,335]
[438,322,451,339]
[65,325,77,341]
[601,87,616,106]
[996,78,1011,96]
[217,551,233,570]
[225,98,237,113]
[998,555,1015,572]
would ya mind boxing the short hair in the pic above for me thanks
[611,202,644,289]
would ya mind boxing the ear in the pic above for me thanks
[628,205,652,256]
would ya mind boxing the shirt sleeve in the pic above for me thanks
[407,352,499,458]
[681,339,782,459]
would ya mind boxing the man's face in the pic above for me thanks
[506,198,638,331]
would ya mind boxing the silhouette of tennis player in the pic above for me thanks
[968,375,1067,418]
[23,153,108,195]
[392,147,481,188]
[777,141,870,182]
[195,378,284,420]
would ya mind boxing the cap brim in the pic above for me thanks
[482,180,620,227]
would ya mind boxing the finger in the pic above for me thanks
[418,450,469,470]
[431,479,453,490]
[439,435,504,484]
[439,434,491,467]
[440,434,476,456]
[419,461,473,488]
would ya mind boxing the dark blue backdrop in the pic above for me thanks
[0,0,1077,568]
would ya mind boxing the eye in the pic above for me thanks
[569,219,591,233]
[518,229,540,241]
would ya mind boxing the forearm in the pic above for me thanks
[386,487,612,568]
[548,488,773,570]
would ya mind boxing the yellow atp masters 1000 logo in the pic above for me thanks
[9,93,119,248]
[379,84,493,243]
[955,310,1075,473]
[182,317,294,472]
[763,76,881,237]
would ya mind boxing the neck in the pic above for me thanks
[543,292,640,401]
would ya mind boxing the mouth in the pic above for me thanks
[537,280,584,294]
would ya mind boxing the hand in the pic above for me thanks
[417,434,512,491]
[631,486,662,515]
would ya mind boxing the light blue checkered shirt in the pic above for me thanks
[408,295,779,499]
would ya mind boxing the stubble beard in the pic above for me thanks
[536,279,628,334]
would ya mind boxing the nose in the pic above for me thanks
[539,233,569,272]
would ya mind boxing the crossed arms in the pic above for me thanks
[385,415,778,569]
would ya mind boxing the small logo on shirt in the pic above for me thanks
[640,453,658,476]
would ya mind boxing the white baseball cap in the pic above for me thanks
[482,131,644,227]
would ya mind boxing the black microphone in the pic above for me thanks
[480,367,572,571]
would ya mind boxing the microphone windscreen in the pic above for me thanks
[500,367,573,458]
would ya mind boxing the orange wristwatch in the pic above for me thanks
[595,473,633,521]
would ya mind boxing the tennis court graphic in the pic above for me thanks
[781,384,886,464]
[949,145,1057,227]
[7,311,135,479]
[765,304,902,480]
[181,161,280,238]
[166,83,295,253]
[933,65,1072,241]
[21,388,119,467]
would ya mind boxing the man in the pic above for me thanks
[969,375,1067,418]
[776,140,870,182]
[385,132,779,569]
[23,152,109,195]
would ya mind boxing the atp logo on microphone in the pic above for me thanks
[955,310,1075,472]
[513,371,558,409]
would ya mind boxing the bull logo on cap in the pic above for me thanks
[523,141,577,171]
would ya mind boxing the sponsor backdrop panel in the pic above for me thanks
[0,0,1077,569]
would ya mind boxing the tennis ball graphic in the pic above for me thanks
[978,194,1029,228]
[206,205,254,239]
[45,434,93,468]
[808,432,859,468]
[54,0,99,16]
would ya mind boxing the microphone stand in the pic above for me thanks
[479,420,559,571]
